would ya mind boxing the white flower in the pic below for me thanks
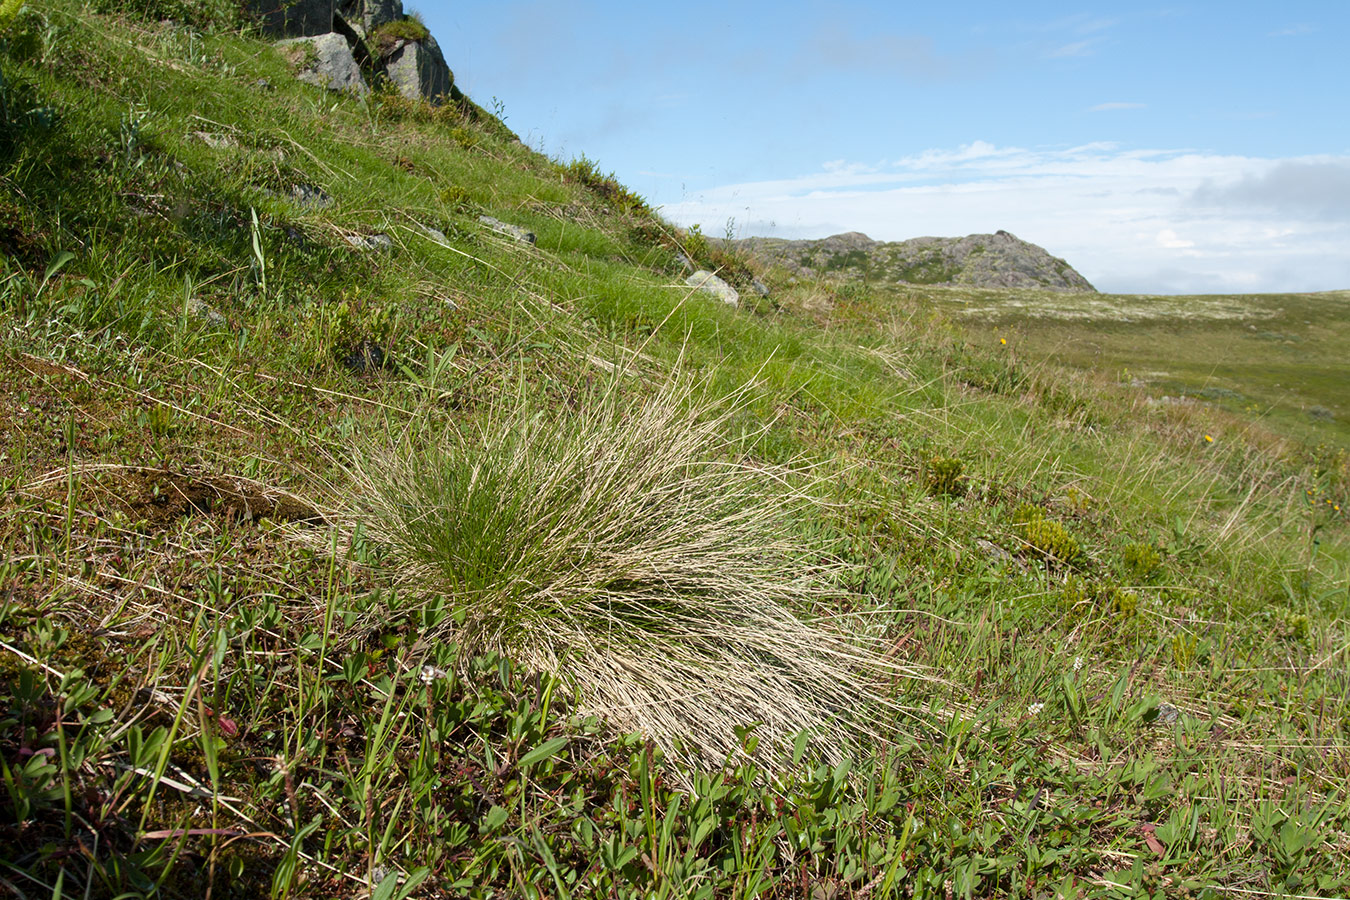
[419,665,450,683]
[1073,656,1084,672]
[1027,702,1045,715]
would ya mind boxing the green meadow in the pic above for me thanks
[899,284,1350,448]
[0,4,1347,898]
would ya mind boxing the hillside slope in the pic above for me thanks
[0,4,1347,898]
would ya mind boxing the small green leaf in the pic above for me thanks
[480,804,510,833]
[518,736,569,769]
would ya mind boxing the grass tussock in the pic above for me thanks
[349,373,911,773]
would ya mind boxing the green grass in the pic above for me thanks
[0,3,1348,898]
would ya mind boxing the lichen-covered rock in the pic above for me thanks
[343,232,393,251]
[685,270,739,307]
[186,296,227,327]
[478,215,535,245]
[385,34,452,103]
[289,183,334,208]
[733,229,1095,293]
[278,32,367,95]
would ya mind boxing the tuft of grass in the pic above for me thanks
[347,373,914,774]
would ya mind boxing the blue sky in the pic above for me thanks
[421,3,1350,294]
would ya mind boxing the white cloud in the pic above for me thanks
[1154,228,1194,249]
[660,143,1350,294]
[1089,102,1146,112]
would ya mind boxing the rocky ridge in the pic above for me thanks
[732,230,1096,293]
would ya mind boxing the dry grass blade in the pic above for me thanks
[346,373,920,774]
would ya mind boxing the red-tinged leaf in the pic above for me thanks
[218,717,239,738]
[1141,823,1165,857]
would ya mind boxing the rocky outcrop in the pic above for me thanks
[733,230,1095,293]
[249,0,454,106]
[277,32,367,94]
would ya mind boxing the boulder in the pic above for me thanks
[246,0,334,37]
[731,230,1096,293]
[277,32,367,95]
[685,270,739,307]
[191,131,236,151]
[384,34,452,103]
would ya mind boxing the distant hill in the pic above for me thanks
[730,229,1096,293]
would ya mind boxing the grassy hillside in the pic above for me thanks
[1,5,1348,898]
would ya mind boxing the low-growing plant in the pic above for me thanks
[1104,584,1138,618]
[1009,502,1082,566]
[1122,541,1162,580]
[561,153,648,213]
[925,455,965,497]
[346,373,917,775]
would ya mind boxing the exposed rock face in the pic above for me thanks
[277,32,367,94]
[246,0,334,38]
[337,0,402,35]
[734,230,1095,293]
[384,33,452,102]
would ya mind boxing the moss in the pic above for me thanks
[925,456,965,497]
[370,17,432,57]
[1010,503,1082,565]
[1122,542,1162,580]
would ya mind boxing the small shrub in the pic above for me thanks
[1171,633,1198,667]
[681,223,710,265]
[925,456,965,497]
[439,184,470,208]
[1288,614,1311,646]
[1010,502,1082,565]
